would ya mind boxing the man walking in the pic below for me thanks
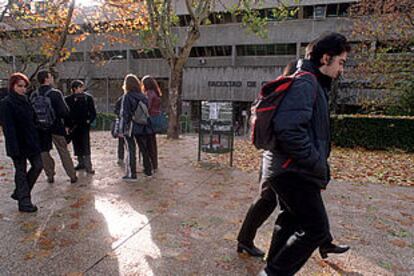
[259,32,351,276]
[34,70,77,183]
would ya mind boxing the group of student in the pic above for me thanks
[0,69,162,213]
[0,70,96,213]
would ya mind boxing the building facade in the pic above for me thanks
[0,0,362,124]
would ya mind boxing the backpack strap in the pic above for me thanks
[44,88,54,97]
[293,71,318,102]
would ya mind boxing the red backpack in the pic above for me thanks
[250,71,316,150]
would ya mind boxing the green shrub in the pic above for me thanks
[92,113,117,131]
[331,115,414,152]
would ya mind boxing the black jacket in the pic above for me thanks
[36,85,70,136]
[114,95,123,116]
[119,89,153,136]
[0,91,41,158]
[264,60,332,189]
[65,92,96,128]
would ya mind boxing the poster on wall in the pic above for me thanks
[198,101,234,166]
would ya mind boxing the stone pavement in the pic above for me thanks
[0,132,413,275]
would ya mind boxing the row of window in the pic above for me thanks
[178,3,353,26]
[67,44,299,62]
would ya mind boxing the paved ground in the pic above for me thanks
[0,132,413,275]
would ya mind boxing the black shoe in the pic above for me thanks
[237,242,265,258]
[11,193,18,201]
[74,164,85,171]
[122,175,138,182]
[319,242,350,259]
[70,176,78,183]
[47,176,54,184]
[19,204,38,213]
[86,169,95,174]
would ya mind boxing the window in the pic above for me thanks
[327,4,339,17]
[314,5,327,19]
[131,49,162,59]
[189,46,232,57]
[67,52,84,62]
[338,3,351,17]
[0,56,13,64]
[236,44,296,56]
[303,6,314,19]
[178,15,191,26]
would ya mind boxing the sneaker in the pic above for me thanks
[70,176,78,183]
[122,175,138,182]
[47,176,54,184]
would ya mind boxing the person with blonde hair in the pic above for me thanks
[118,74,153,181]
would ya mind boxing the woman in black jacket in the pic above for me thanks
[0,73,43,212]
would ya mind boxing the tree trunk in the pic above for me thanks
[167,62,184,139]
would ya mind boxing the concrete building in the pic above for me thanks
[0,0,364,125]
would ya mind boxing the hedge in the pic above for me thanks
[92,113,116,131]
[93,113,414,152]
[331,115,414,152]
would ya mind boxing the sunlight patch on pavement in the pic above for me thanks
[94,194,161,276]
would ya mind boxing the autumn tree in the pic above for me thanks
[99,0,292,138]
[350,0,414,115]
[0,0,77,80]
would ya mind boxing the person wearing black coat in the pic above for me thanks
[34,70,77,184]
[0,73,43,213]
[65,80,96,174]
[258,32,351,276]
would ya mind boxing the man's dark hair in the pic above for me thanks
[37,69,51,85]
[70,80,84,92]
[309,32,351,67]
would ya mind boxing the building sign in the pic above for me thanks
[183,67,282,102]
[207,80,267,88]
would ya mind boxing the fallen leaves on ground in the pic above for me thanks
[203,139,413,186]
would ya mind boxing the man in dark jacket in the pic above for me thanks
[65,80,96,174]
[34,70,77,183]
[258,33,351,276]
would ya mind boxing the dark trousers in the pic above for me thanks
[118,137,125,161]
[265,173,332,276]
[12,154,43,206]
[125,135,152,177]
[147,134,158,170]
[71,125,91,156]
[237,175,278,246]
[77,155,93,170]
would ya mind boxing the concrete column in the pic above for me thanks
[232,45,236,67]
[296,42,301,60]
[83,50,93,86]
[126,49,132,74]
